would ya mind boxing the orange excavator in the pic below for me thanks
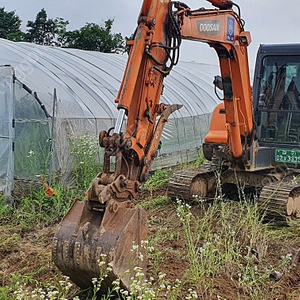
[52,0,300,291]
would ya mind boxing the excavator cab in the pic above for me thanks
[170,33,300,219]
[252,44,300,169]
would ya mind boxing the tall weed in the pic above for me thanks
[70,133,102,190]
[175,197,288,298]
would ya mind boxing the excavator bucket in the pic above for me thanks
[52,199,147,291]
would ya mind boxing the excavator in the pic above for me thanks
[52,0,300,292]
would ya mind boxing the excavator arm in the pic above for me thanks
[53,0,253,291]
[97,0,183,190]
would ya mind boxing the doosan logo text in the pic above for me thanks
[198,21,221,35]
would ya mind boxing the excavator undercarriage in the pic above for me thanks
[168,166,300,223]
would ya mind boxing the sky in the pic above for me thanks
[1,0,300,69]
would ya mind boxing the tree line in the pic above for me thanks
[0,7,125,53]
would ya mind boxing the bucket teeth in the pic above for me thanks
[52,199,147,290]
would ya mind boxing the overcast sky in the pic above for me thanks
[1,0,300,69]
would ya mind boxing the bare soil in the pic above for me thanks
[1,188,300,299]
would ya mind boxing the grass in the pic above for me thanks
[143,169,173,190]
[1,151,300,299]
[178,199,270,297]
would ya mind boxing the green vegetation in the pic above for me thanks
[0,183,75,229]
[26,8,69,46]
[1,150,300,299]
[177,199,270,297]
[194,151,207,167]
[14,122,51,179]
[64,20,124,53]
[0,6,125,51]
[0,7,23,40]
[143,169,172,190]
[0,183,79,299]
[70,133,102,190]
[138,196,171,211]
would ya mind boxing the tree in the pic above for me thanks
[2,7,124,53]
[26,8,69,46]
[0,7,23,40]
[64,20,125,53]
[54,17,70,47]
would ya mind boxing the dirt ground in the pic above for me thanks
[1,188,300,299]
[0,226,57,286]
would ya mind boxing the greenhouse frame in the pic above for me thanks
[0,38,220,203]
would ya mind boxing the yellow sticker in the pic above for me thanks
[160,0,165,4]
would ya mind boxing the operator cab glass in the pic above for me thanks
[256,55,300,144]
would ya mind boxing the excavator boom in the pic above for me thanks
[53,0,182,290]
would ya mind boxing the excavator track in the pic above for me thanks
[169,166,300,223]
[168,164,217,202]
[257,181,300,222]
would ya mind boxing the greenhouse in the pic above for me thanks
[0,38,220,202]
